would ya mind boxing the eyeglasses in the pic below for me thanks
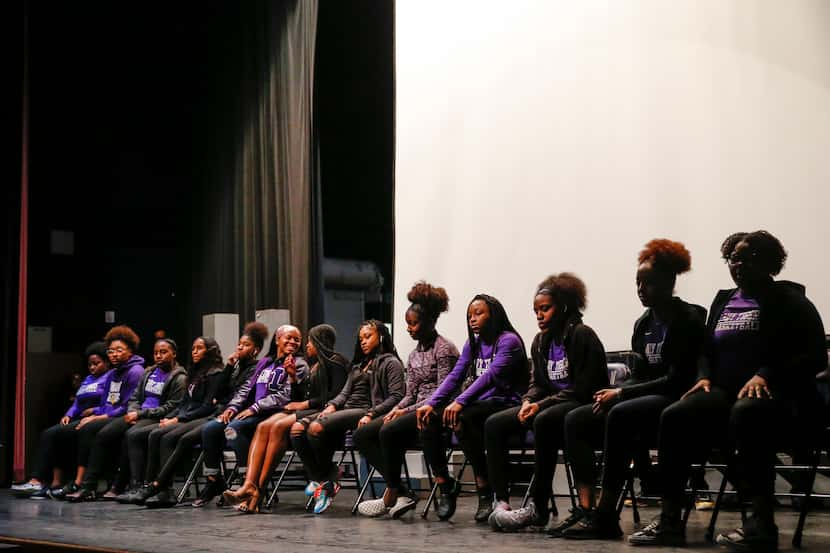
[107,347,127,354]
[726,251,757,266]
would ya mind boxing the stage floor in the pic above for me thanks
[1,489,828,553]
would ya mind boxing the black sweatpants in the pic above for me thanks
[145,418,209,487]
[292,408,366,482]
[565,394,672,513]
[82,417,154,488]
[419,400,512,485]
[122,419,161,486]
[31,421,80,483]
[485,400,579,508]
[353,411,418,490]
[657,387,799,522]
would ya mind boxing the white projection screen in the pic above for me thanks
[394,1,830,354]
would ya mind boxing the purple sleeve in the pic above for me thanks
[456,333,523,406]
[64,398,81,419]
[427,340,472,408]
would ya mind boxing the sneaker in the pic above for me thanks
[100,486,120,501]
[493,501,548,533]
[66,486,97,503]
[487,500,512,530]
[547,507,588,538]
[474,491,494,523]
[312,481,341,514]
[145,487,176,509]
[435,479,461,521]
[304,480,321,497]
[115,488,138,504]
[50,481,79,501]
[192,475,226,508]
[715,519,778,553]
[11,481,42,495]
[130,483,158,505]
[389,494,418,519]
[561,509,623,540]
[695,492,715,511]
[628,515,685,546]
[357,497,389,517]
[29,487,52,500]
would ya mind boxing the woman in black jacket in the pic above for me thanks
[629,231,827,552]
[222,323,349,512]
[485,273,608,532]
[291,320,405,514]
[130,336,225,507]
[561,239,705,540]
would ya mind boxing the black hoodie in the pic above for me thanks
[699,280,826,404]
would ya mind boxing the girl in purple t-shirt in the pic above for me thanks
[415,293,527,522]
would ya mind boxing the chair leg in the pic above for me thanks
[564,458,578,510]
[422,448,454,518]
[265,450,296,509]
[403,455,413,494]
[521,472,535,509]
[705,467,729,542]
[176,452,205,504]
[682,468,700,531]
[793,452,820,549]
[352,466,376,514]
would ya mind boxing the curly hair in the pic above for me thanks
[103,325,140,353]
[406,280,450,323]
[242,321,269,351]
[535,273,587,312]
[85,341,108,361]
[638,239,691,276]
[720,232,748,260]
[741,230,788,276]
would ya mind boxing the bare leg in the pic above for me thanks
[256,415,297,490]
[74,466,86,486]
[578,484,595,510]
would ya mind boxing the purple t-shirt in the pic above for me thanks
[713,289,762,393]
[644,318,668,367]
[254,361,286,402]
[546,340,571,392]
[141,367,171,410]
[65,371,110,419]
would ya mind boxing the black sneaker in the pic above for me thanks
[435,479,461,521]
[29,487,52,500]
[115,487,141,504]
[50,481,79,501]
[561,509,623,540]
[715,518,778,553]
[546,507,588,538]
[628,515,685,546]
[66,486,96,503]
[130,483,158,505]
[145,487,176,509]
[474,491,494,523]
[192,475,226,508]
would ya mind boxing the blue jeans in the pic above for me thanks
[201,413,268,472]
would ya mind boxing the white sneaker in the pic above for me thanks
[389,495,417,519]
[488,500,512,530]
[11,481,42,494]
[494,502,541,532]
[357,498,389,517]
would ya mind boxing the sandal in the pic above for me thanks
[236,486,260,514]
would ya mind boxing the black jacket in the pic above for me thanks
[293,353,349,409]
[622,298,706,401]
[169,365,226,422]
[328,352,405,419]
[126,364,187,420]
[699,280,826,402]
[524,314,609,408]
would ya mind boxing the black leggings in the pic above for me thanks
[657,387,797,522]
[420,400,511,485]
[565,394,671,513]
[31,421,80,483]
[485,400,579,507]
[145,418,208,487]
[292,408,366,482]
[353,411,418,490]
[76,417,111,467]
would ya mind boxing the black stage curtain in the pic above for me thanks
[189,0,321,336]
